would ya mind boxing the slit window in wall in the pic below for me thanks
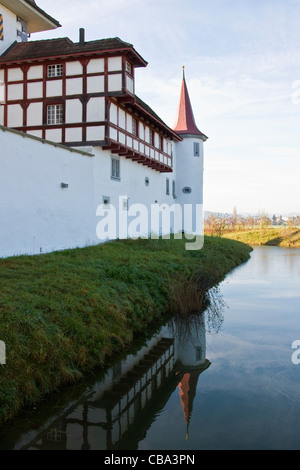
[172,180,176,198]
[48,64,63,78]
[145,177,150,187]
[194,142,200,157]
[103,196,110,207]
[111,157,120,180]
[47,104,64,125]
[166,178,170,195]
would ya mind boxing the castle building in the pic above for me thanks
[0,0,208,257]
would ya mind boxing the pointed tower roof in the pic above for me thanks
[173,67,208,141]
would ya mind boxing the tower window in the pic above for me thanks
[194,142,200,157]
[48,64,63,78]
[172,180,176,198]
[47,104,64,125]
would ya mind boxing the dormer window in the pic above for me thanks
[48,64,63,78]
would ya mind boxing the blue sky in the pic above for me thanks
[34,0,300,216]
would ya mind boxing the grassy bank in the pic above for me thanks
[222,227,300,247]
[0,236,251,426]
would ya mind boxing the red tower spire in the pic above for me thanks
[173,67,207,139]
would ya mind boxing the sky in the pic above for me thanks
[33,0,300,216]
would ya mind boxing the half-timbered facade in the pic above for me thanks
[0,32,178,172]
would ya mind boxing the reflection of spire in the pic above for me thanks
[177,370,203,440]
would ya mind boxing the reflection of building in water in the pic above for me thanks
[17,314,210,450]
[164,314,210,440]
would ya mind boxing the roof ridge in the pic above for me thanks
[27,37,73,44]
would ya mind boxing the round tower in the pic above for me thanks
[173,68,208,236]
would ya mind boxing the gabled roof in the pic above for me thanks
[0,36,147,67]
[173,70,208,141]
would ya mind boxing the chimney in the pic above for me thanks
[79,28,85,46]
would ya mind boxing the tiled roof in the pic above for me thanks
[173,75,208,140]
[135,95,181,140]
[0,37,147,66]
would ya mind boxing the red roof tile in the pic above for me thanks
[173,73,208,140]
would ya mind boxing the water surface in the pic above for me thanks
[1,246,300,450]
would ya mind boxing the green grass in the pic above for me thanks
[222,227,300,247]
[0,236,251,426]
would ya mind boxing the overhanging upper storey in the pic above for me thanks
[0,34,178,172]
[0,0,61,33]
[106,95,181,173]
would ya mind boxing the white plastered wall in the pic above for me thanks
[0,127,96,257]
[0,5,18,55]
[91,145,180,240]
[175,135,204,236]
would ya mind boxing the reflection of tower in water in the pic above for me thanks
[12,304,223,450]
[166,313,210,440]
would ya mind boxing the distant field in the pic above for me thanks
[220,227,300,247]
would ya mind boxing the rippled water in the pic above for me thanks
[1,246,300,450]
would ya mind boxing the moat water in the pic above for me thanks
[0,246,300,450]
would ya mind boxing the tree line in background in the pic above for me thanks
[204,212,300,237]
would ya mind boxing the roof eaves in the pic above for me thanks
[24,0,61,27]
[134,96,182,141]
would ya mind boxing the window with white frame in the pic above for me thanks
[47,64,63,78]
[47,104,64,125]
[111,157,120,180]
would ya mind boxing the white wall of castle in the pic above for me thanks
[0,127,96,258]
[0,125,182,258]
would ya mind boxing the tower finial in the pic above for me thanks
[182,65,185,80]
